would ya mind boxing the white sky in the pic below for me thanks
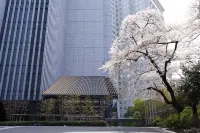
[159,0,191,24]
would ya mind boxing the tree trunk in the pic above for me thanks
[171,100,183,114]
[192,103,200,128]
[162,77,184,113]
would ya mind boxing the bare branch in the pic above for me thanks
[157,41,179,45]
[164,41,179,78]
[147,86,172,104]
[144,18,150,28]
[130,36,138,45]
[123,70,155,97]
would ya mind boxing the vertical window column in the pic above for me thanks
[0,0,16,100]
[23,0,37,100]
[0,0,10,99]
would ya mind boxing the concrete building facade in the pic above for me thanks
[42,0,113,95]
[0,0,113,101]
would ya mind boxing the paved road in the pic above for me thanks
[0,126,174,133]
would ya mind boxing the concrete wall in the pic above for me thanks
[42,0,112,91]
[64,0,112,76]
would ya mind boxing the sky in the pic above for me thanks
[159,0,191,24]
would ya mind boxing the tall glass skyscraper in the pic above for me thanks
[0,0,49,100]
[0,0,113,101]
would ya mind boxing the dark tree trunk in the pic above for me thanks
[171,100,184,114]
[145,47,184,114]
[159,77,183,113]
[192,103,200,128]
[162,77,183,113]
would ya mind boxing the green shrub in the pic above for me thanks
[153,116,164,127]
[164,107,193,130]
[123,122,137,127]
[107,121,119,126]
[180,107,193,128]
[165,113,181,129]
[0,121,108,126]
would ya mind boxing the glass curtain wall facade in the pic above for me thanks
[0,0,49,100]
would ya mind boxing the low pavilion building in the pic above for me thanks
[42,76,118,120]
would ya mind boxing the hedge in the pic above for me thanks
[0,121,108,126]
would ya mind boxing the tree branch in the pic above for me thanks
[157,41,178,44]
[145,51,163,76]
[124,49,164,77]
[130,36,138,45]
[147,86,172,104]
[125,70,155,97]
[163,41,178,78]
[123,45,178,103]
[144,19,150,28]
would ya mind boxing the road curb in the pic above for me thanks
[0,126,21,131]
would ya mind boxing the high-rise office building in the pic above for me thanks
[41,0,113,94]
[0,0,49,100]
[0,0,113,101]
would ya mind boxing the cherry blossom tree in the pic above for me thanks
[101,9,193,113]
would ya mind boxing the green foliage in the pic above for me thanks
[81,96,94,116]
[179,63,200,106]
[40,99,55,114]
[166,113,181,129]
[177,63,200,128]
[180,107,193,128]
[153,116,165,127]
[124,99,145,119]
[68,95,80,115]
[159,107,193,129]
[125,99,170,120]
[55,96,66,115]
[39,95,96,120]
[0,121,108,126]
[176,89,189,107]
[122,122,137,127]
